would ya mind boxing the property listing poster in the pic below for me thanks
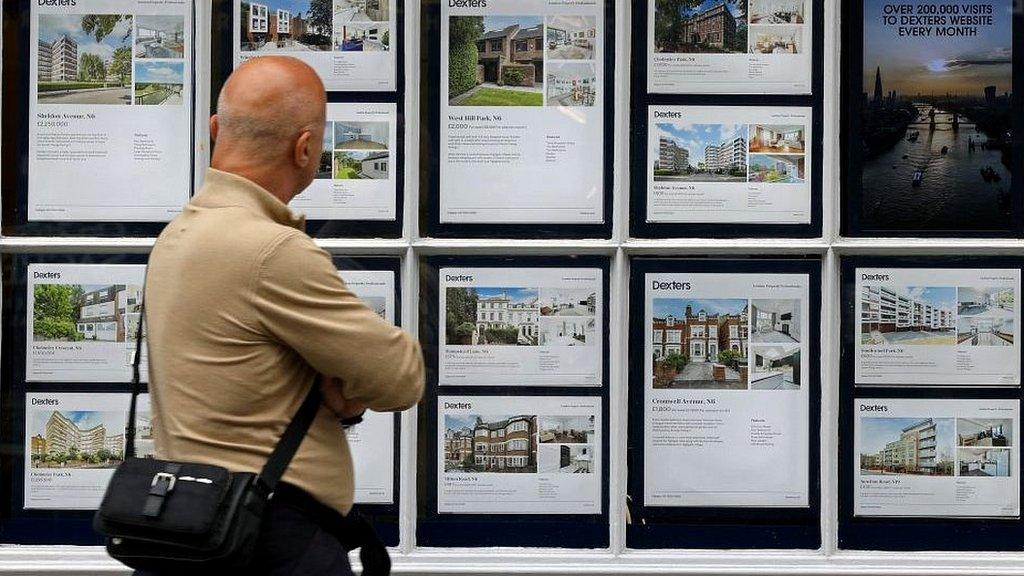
[338,268,396,504]
[438,395,602,514]
[644,273,810,507]
[29,0,193,221]
[647,0,812,94]
[855,268,1021,387]
[24,393,150,510]
[292,102,397,221]
[234,0,398,91]
[854,0,1015,233]
[26,264,147,383]
[647,105,812,224]
[855,398,1020,517]
[440,0,605,224]
[438,267,603,387]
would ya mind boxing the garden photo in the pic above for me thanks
[37,14,133,105]
[448,15,545,106]
[333,150,389,179]
[133,61,185,105]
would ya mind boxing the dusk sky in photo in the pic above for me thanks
[862,0,1012,95]
[653,298,747,319]
[860,417,954,458]
[655,123,747,166]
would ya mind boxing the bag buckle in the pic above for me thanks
[151,472,177,492]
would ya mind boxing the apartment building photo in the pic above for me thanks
[860,285,956,345]
[657,136,690,173]
[860,417,954,476]
[652,122,747,182]
[444,415,538,473]
[30,410,126,469]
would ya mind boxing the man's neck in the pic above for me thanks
[211,159,295,206]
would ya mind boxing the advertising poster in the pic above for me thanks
[647,105,812,224]
[440,0,606,224]
[234,0,398,91]
[438,267,603,387]
[29,0,193,222]
[855,268,1021,387]
[24,393,134,510]
[644,272,810,507]
[647,0,812,94]
[855,398,1020,517]
[25,263,147,383]
[851,0,1016,233]
[339,268,396,504]
[437,395,602,514]
[292,103,398,221]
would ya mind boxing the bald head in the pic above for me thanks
[211,57,327,204]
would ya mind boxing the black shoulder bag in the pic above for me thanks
[92,305,330,572]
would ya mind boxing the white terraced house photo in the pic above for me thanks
[956,286,1015,346]
[445,287,539,346]
[860,285,957,345]
[239,1,332,52]
[750,299,801,344]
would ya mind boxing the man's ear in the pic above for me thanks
[294,130,313,167]
[209,115,219,141]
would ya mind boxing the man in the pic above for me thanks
[140,57,424,575]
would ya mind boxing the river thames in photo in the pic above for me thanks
[860,104,1012,232]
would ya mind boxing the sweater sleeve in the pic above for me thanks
[253,231,424,411]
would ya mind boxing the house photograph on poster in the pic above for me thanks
[855,0,1014,232]
[651,298,748,389]
[37,14,133,105]
[957,286,1014,346]
[29,410,127,470]
[32,283,142,345]
[444,414,538,473]
[445,287,540,346]
[653,0,749,54]
[448,16,545,106]
[653,122,748,182]
[860,285,956,345]
[238,0,332,52]
[860,417,955,476]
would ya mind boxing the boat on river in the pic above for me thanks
[912,171,924,187]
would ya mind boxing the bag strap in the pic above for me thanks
[125,281,321,496]
[255,383,321,497]
[125,296,146,460]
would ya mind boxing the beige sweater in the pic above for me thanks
[145,168,424,514]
